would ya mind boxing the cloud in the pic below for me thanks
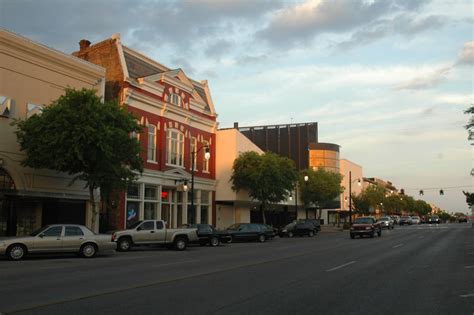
[256,0,433,48]
[395,66,451,90]
[456,40,474,65]
[204,39,234,60]
[236,54,269,66]
[170,57,196,76]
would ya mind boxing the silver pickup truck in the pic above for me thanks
[112,220,198,251]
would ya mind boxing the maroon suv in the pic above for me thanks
[350,216,382,239]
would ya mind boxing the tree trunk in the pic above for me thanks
[89,185,98,232]
[260,203,266,224]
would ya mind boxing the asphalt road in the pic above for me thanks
[0,223,472,315]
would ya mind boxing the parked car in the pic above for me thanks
[279,221,317,237]
[390,215,400,225]
[297,219,321,232]
[225,223,269,243]
[350,216,382,239]
[0,224,115,261]
[410,216,421,225]
[427,215,441,224]
[458,216,468,223]
[377,216,394,229]
[112,220,198,251]
[257,224,277,239]
[399,216,412,226]
[182,224,231,247]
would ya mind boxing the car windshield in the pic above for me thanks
[29,226,49,236]
[227,224,240,230]
[128,221,143,229]
[354,218,373,224]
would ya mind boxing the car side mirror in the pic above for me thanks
[38,233,44,238]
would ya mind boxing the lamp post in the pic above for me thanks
[348,171,361,226]
[190,145,210,223]
[304,175,309,219]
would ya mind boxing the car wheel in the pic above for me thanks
[308,231,314,237]
[288,231,294,238]
[226,236,233,244]
[258,234,266,243]
[174,237,187,251]
[210,236,220,247]
[81,243,97,258]
[350,233,355,239]
[117,237,132,252]
[7,244,26,261]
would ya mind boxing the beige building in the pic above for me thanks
[215,128,264,229]
[0,29,105,235]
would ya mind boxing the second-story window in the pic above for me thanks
[147,125,156,162]
[190,137,197,171]
[202,140,209,173]
[170,93,181,107]
[166,129,184,167]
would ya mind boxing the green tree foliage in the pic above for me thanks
[351,193,371,214]
[384,195,405,214]
[13,88,143,229]
[463,191,474,208]
[230,151,297,223]
[465,105,473,142]
[363,184,386,211]
[299,168,343,218]
[413,199,432,216]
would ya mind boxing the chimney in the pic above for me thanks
[79,39,91,52]
[233,122,239,129]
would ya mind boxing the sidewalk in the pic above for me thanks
[320,225,344,233]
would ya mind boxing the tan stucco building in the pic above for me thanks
[215,128,265,229]
[0,29,105,235]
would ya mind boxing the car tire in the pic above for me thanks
[81,243,97,258]
[117,237,132,252]
[350,233,355,239]
[210,236,220,247]
[308,231,314,237]
[7,244,26,261]
[226,236,233,244]
[288,231,294,238]
[258,234,266,243]
[174,236,187,251]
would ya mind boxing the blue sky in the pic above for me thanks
[1,0,473,213]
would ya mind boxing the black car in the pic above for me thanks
[257,224,277,239]
[457,216,468,223]
[225,223,269,243]
[279,221,317,237]
[427,215,441,224]
[297,219,321,232]
[182,224,231,247]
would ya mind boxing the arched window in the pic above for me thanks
[166,129,184,167]
[0,168,15,191]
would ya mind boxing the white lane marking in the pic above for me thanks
[392,243,404,249]
[465,266,474,269]
[326,261,356,272]
[459,293,474,298]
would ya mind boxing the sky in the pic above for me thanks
[1,0,473,214]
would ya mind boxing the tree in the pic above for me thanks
[363,184,386,212]
[463,191,474,208]
[13,88,143,231]
[465,105,473,143]
[299,168,343,219]
[230,151,297,224]
[384,195,405,214]
[351,193,371,215]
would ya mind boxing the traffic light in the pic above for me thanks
[439,189,444,195]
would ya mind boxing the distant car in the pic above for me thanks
[183,224,231,247]
[225,223,269,243]
[377,216,394,229]
[410,216,421,225]
[458,216,468,223]
[390,215,400,225]
[350,216,382,239]
[427,216,441,224]
[0,224,115,261]
[279,221,317,237]
[297,219,321,232]
[399,216,412,226]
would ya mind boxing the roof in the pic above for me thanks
[123,49,164,79]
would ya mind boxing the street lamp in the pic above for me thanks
[190,145,210,223]
[304,175,309,219]
[348,171,361,227]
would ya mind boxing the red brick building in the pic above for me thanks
[73,34,217,229]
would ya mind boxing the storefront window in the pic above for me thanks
[126,201,140,228]
[144,202,156,220]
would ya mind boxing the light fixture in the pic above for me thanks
[304,175,309,182]
[357,179,361,186]
[204,146,210,160]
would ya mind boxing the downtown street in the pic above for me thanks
[0,224,472,315]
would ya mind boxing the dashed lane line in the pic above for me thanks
[392,243,404,249]
[326,261,356,272]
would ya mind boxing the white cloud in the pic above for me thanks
[456,40,474,65]
[394,66,451,90]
